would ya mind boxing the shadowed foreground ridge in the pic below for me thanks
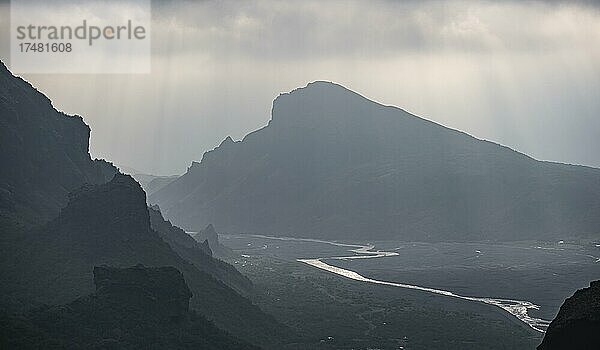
[151,81,600,241]
[93,265,192,320]
[538,280,600,350]
[1,265,259,350]
[0,173,286,348]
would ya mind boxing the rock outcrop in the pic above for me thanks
[0,61,116,232]
[192,223,234,258]
[538,280,600,350]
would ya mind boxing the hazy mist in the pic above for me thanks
[0,0,599,175]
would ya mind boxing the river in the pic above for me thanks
[248,234,551,332]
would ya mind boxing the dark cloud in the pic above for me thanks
[148,0,600,61]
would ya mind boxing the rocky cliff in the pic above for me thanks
[0,61,116,232]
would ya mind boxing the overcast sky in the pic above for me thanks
[1,0,599,175]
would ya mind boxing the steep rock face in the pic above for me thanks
[1,265,259,350]
[0,174,286,348]
[151,81,600,241]
[0,61,116,231]
[538,280,600,350]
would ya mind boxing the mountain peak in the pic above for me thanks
[219,135,236,147]
[270,81,382,128]
[303,80,348,90]
[60,173,151,236]
[278,80,360,100]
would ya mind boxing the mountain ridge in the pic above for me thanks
[151,81,600,241]
[0,60,117,231]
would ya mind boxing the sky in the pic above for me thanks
[1,0,599,175]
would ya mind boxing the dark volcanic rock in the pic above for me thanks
[93,265,192,320]
[538,280,600,350]
[151,81,600,241]
[0,61,116,231]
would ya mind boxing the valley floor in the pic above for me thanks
[222,235,599,349]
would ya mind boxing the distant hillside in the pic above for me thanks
[151,81,600,241]
[0,62,116,231]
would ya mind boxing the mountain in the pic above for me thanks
[1,265,259,350]
[538,280,600,350]
[0,61,285,348]
[0,62,116,232]
[0,174,286,348]
[148,205,252,295]
[151,81,600,241]
[191,224,235,258]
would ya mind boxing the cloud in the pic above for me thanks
[149,0,600,61]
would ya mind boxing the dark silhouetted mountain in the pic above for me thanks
[538,280,600,350]
[0,174,286,348]
[151,81,600,241]
[1,265,259,350]
[148,205,252,295]
[0,61,116,232]
[191,224,234,258]
[0,61,285,348]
